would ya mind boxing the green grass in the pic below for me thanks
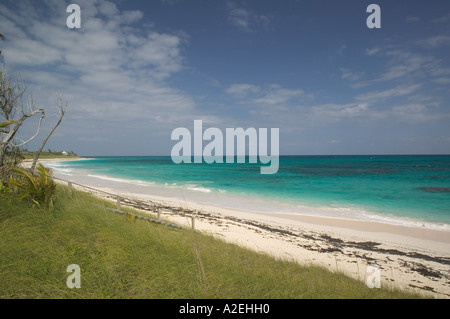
[0,186,423,299]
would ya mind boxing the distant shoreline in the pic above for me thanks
[21,157,88,163]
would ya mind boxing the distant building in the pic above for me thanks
[61,151,69,156]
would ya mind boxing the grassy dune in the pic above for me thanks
[0,185,422,299]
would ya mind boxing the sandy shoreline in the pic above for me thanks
[24,158,450,298]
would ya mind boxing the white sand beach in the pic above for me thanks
[27,158,450,298]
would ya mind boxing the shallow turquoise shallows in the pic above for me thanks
[51,155,450,228]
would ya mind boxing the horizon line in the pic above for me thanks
[77,153,450,158]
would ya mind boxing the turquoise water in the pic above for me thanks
[50,155,450,228]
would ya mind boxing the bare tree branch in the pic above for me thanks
[0,33,4,56]
[0,108,46,166]
[9,111,46,147]
[0,69,50,168]
[31,94,66,174]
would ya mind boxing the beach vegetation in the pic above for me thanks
[8,163,56,210]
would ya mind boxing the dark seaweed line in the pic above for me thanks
[105,193,450,268]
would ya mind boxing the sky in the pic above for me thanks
[0,0,449,156]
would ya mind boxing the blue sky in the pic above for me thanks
[0,0,449,156]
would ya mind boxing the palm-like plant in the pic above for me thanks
[8,163,56,209]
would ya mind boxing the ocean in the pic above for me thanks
[47,155,450,231]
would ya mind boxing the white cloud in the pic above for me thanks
[227,2,271,32]
[161,0,181,5]
[433,77,450,84]
[0,0,225,156]
[225,83,260,97]
[226,83,304,107]
[361,46,443,86]
[252,86,303,106]
[406,16,420,23]
[355,84,421,102]
[418,35,450,49]
[430,66,450,77]
[365,47,381,56]
[391,103,449,123]
[340,68,363,81]
[337,44,347,55]
[5,37,63,65]
[432,13,450,24]
[312,103,373,120]
[380,50,434,81]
